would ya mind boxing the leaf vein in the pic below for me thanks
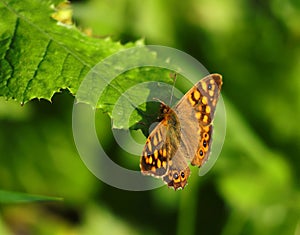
[4,16,19,94]
[59,53,70,84]
[22,39,52,102]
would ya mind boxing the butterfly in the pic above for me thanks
[140,73,223,190]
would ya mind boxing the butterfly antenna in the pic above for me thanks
[169,72,177,106]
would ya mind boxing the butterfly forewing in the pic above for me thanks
[140,122,169,177]
[140,105,180,177]
[174,74,222,167]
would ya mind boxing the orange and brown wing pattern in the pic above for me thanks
[190,74,222,167]
[162,148,191,190]
[185,74,222,126]
[140,120,170,177]
[140,104,181,178]
[191,125,213,166]
[174,74,222,167]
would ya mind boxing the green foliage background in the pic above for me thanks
[0,0,300,234]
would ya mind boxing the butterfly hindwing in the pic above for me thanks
[162,147,191,190]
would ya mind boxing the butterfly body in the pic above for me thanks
[140,74,223,190]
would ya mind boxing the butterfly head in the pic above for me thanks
[163,166,190,190]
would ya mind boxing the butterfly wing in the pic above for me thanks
[140,73,223,190]
[140,102,192,190]
[140,121,169,177]
[140,104,180,177]
[175,73,223,167]
[162,147,191,190]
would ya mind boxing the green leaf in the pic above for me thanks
[0,0,176,131]
[0,0,136,103]
[0,190,62,203]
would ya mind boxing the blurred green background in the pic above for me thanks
[1,0,300,234]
